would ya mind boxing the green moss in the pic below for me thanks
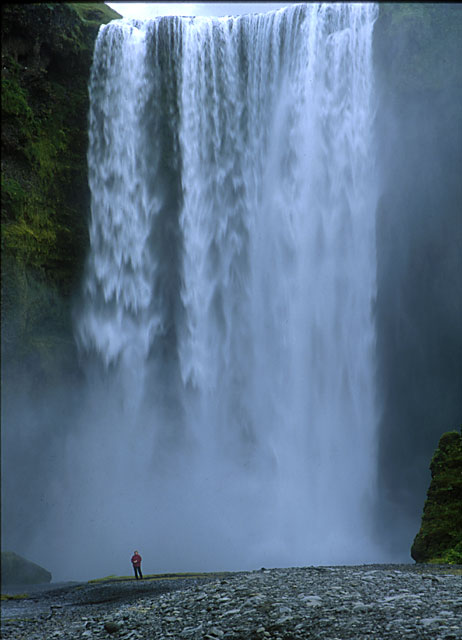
[87,571,230,584]
[1,77,34,122]
[88,574,121,583]
[429,541,462,565]
[70,2,122,25]
[411,429,462,563]
[1,176,27,213]
[1,3,105,387]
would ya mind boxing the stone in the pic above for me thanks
[2,565,462,639]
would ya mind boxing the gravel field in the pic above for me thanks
[1,564,461,639]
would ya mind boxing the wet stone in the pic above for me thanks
[1,565,462,639]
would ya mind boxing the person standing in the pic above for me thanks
[131,550,143,579]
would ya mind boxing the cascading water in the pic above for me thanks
[75,2,381,577]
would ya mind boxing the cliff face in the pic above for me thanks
[1,3,120,393]
[411,430,462,563]
[372,3,462,555]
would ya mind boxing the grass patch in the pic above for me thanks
[87,571,231,584]
[88,574,120,583]
[70,3,122,25]
[1,593,29,600]
[441,568,462,576]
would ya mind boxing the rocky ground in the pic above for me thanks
[1,564,462,639]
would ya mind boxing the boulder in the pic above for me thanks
[1,551,52,585]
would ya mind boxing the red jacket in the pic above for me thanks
[131,553,142,567]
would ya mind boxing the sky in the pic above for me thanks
[106,2,296,19]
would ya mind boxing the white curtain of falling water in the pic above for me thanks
[69,3,381,579]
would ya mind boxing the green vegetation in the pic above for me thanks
[87,571,231,584]
[70,2,122,25]
[411,430,462,564]
[87,574,121,583]
[1,593,29,600]
[1,3,119,391]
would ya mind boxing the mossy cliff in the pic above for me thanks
[1,2,120,393]
[411,430,462,564]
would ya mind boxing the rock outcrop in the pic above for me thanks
[411,429,462,563]
[1,551,52,585]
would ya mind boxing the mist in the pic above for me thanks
[2,4,461,583]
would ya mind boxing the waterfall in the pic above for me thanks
[76,2,380,575]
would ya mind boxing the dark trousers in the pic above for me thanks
[133,565,143,579]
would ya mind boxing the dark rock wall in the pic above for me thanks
[372,3,462,556]
[1,2,120,395]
